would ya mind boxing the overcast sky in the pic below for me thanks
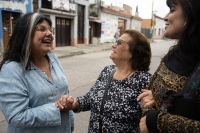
[105,0,170,19]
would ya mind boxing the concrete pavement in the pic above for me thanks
[0,39,168,57]
[51,43,113,58]
[51,39,168,58]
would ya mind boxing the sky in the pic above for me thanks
[105,0,170,19]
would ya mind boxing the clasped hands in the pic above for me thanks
[55,95,79,111]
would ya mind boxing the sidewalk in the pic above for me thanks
[0,39,168,58]
[51,43,113,58]
[52,39,167,58]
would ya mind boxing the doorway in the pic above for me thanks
[2,11,20,50]
[78,5,85,44]
[56,18,71,47]
[118,19,126,36]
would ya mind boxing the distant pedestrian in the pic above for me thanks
[0,13,74,133]
[114,29,120,41]
[56,29,152,133]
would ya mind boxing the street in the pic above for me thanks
[0,40,175,133]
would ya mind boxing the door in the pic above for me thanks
[89,21,92,44]
[118,19,126,36]
[2,11,20,50]
[78,5,85,44]
[56,18,71,47]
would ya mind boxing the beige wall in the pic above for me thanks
[141,19,151,29]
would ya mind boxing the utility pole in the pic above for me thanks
[151,0,154,42]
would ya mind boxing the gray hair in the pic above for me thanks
[0,13,52,72]
[21,13,41,72]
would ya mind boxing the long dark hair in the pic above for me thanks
[0,13,52,72]
[166,0,200,65]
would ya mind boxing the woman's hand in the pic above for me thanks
[56,95,80,111]
[140,116,151,133]
[137,89,155,108]
[56,95,74,111]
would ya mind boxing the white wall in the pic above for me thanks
[89,0,96,4]
[100,12,132,43]
[154,17,165,39]
[131,19,141,31]
[100,12,119,43]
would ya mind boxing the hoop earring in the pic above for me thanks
[183,22,187,27]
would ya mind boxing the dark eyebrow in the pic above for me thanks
[39,24,50,28]
[170,4,176,8]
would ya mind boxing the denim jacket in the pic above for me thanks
[0,53,74,133]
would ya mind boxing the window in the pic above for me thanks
[33,0,38,13]
[93,22,101,37]
[158,29,161,35]
[42,0,52,9]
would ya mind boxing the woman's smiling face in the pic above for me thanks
[31,20,54,55]
[164,1,187,39]
[110,33,132,63]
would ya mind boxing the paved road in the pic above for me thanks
[0,40,175,133]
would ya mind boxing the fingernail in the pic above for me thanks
[137,99,138,101]
[62,106,64,109]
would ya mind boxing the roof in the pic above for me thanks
[103,7,142,20]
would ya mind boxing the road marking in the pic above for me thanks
[90,79,97,82]
[0,119,5,123]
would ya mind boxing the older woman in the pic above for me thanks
[56,29,152,133]
[138,0,200,133]
[0,13,74,133]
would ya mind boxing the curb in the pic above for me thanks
[57,47,112,59]
[57,53,85,59]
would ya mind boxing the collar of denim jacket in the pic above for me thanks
[29,52,55,70]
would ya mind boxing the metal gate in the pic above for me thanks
[141,28,152,39]
[56,18,71,47]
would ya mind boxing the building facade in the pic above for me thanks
[141,16,165,39]
[153,15,165,39]
[37,0,89,48]
[100,7,142,43]
[88,0,103,45]
[0,0,32,52]
[0,0,143,51]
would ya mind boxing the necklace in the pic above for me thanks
[110,69,134,89]
[42,57,50,74]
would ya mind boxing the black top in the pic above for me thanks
[165,50,199,76]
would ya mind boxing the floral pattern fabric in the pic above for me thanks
[74,65,152,133]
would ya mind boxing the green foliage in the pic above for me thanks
[70,51,85,55]
[89,4,96,8]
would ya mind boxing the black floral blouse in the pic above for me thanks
[74,65,152,133]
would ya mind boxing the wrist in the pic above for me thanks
[74,100,80,109]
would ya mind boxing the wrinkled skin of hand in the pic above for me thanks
[137,89,155,108]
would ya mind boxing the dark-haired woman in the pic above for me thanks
[139,0,200,133]
[56,29,152,133]
[0,13,74,133]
